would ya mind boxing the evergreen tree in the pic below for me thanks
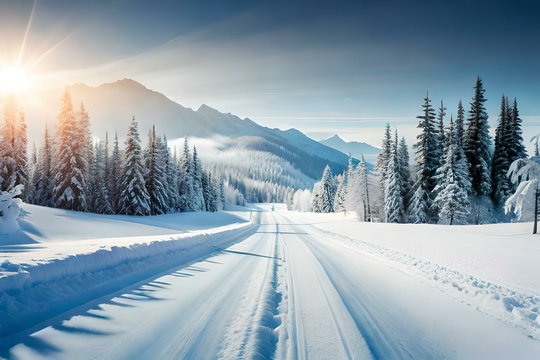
[53,90,88,211]
[433,116,471,223]
[144,126,169,215]
[191,146,205,211]
[376,123,392,198]
[34,123,54,206]
[507,98,527,162]
[433,117,471,224]
[315,165,335,213]
[436,100,446,164]
[456,100,466,147]
[384,131,404,223]
[358,155,372,221]
[333,173,348,212]
[119,117,151,215]
[491,96,511,206]
[108,131,122,213]
[162,135,178,211]
[178,138,194,211]
[464,77,492,198]
[398,137,411,210]
[408,94,438,223]
[89,140,113,214]
[27,142,38,204]
[1,97,27,194]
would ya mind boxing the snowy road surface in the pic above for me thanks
[2,205,540,359]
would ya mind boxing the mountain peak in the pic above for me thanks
[197,104,222,115]
[324,134,345,142]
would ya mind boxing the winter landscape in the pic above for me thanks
[1,1,540,359]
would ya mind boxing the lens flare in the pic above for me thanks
[0,65,33,94]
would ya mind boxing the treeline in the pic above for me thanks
[305,76,528,225]
[1,90,226,215]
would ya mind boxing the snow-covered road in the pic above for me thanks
[2,206,540,359]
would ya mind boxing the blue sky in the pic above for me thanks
[1,0,539,148]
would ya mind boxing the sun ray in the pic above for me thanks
[16,0,38,67]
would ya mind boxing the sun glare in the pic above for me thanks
[0,65,33,94]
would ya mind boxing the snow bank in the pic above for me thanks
[291,211,540,340]
[0,206,257,338]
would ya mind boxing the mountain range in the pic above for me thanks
[67,79,351,180]
[320,134,380,163]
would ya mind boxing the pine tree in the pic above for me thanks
[103,131,110,202]
[34,123,54,206]
[433,116,471,223]
[464,77,492,198]
[27,142,38,204]
[507,98,527,162]
[191,146,205,211]
[491,96,511,206]
[162,135,178,211]
[53,90,88,211]
[436,100,446,165]
[89,140,113,214]
[315,165,335,213]
[384,131,404,223]
[178,138,194,211]
[376,123,392,198]
[109,131,122,213]
[359,155,372,221]
[408,94,438,223]
[119,117,151,215]
[144,126,169,215]
[1,97,27,194]
[398,137,411,210]
[456,100,466,147]
[333,173,348,212]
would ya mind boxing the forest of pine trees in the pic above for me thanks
[1,90,227,215]
[307,76,529,225]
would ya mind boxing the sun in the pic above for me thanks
[0,65,33,94]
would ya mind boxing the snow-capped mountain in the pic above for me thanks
[320,134,381,163]
[68,79,350,180]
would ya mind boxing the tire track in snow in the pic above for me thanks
[218,214,284,360]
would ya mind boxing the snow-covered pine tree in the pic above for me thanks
[491,95,511,206]
[144,126,169,215]
[219,177,226,210]
[1,97,28,194]
[27,142,38,204]
[433,116,471,225]
[89,140,113,214]
[408,94,438,223]
[359,155,372,221]
[178,138,194,211]
[108,131,122,213]
[191,146,205,211]
[53,90,88,211]
[436,100,446,165]
[376,124,392,199]
[384,130,404,223]
[398,137,411,210]
[464,77,492,199]
[103,131,110,202]
[333,172,348,213]
[315,165,335,213]
[311,182,323,213]
[34,123,54,207]
[507,98,527,163]
[456,100,466,147]
[162,135,178,211]
[118,117,151,215]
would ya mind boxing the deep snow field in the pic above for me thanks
[1,203,540,359]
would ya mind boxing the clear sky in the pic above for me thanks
[1,0,539,149]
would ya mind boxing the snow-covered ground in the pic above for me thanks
[1,204,540,359]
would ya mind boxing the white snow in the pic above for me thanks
[1,204,540,359]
